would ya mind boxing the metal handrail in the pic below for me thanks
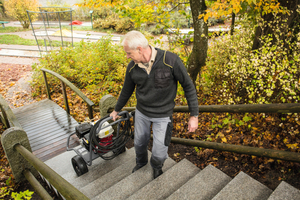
[15,144,89,200]
[41,68,95,119]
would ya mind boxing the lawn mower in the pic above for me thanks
[67,110,134,176]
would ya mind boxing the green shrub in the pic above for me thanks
[115,18,134,33]
[93,7,112,20]
[93,16,133,33]
[93,17,118,29]
[203,16,300,105]
[32,37,136,106]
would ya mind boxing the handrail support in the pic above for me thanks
[61,81,70,114]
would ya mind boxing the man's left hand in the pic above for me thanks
[188,116,198,133]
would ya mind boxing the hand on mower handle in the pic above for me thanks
[110,110,120,121]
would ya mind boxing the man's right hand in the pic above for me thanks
[110,110,119,121]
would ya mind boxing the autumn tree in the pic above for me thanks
[4,0,40,29]
[252,0,300,50]
[187,0,208,84]
[202,0,300,50]
[77,0,208,84]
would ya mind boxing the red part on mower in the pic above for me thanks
[93,135,113,154]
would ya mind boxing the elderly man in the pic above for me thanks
[110,30,199,179]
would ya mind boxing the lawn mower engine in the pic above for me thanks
[76,121,114,154]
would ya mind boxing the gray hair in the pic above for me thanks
[121,31,148,49]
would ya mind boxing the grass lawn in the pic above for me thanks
[0,34,79,46]
[0,26,30,33]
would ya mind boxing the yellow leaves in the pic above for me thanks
[201,0,286,23]
[216,132,227,143]
[276,134,280,140]
[286,143,299,150]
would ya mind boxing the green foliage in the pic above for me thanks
[93,16,118,29]
[39,6,72,22]
[46,0,90,21]
[115,18,134,33]
[11,190,34,200]
[167,11,190,29]
[93,11,134,33]
[93,6,112,20]
[0,0,5,17]
[166,29,193,65]
[203,15,300,105]
[0,187,12,198]
[32,38,137,107]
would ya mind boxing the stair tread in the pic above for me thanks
[268,181,300,200]
[212,171,273,200]
[81,154,140,198]
[44,146,80,175]
[127,158,200,200]
[166,164,232,200]
[92,157,176,200]
[67,148,136,188]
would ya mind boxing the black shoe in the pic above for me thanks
[132,164,145,173]
[153,168,163,179]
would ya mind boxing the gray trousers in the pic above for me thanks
[134,109,172,170]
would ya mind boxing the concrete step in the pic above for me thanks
[92,157,176,200]
[44,146,80,175]
[166,164,232,200]
[44,147,300,200]
[212,171,273,200]
[81,153,142,199]
[65,148,136,189]
[268,181,300,200]
[127,158,200,200]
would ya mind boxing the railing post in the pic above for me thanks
[61,81,70,114]
[0,104,10,128]
[23,169,53,200]
[42,71,51,100]
[88,105,93,120]
[99,94,117,118]
[1,127,38,182]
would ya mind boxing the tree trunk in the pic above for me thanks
[230,12,235,35]
[252,0,300,50]
[187,0,208,84]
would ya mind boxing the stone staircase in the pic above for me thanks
[44,147,300,200]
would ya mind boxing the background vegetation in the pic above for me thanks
[1,0,300,198]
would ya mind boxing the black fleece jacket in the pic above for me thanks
[115,48,199,118]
